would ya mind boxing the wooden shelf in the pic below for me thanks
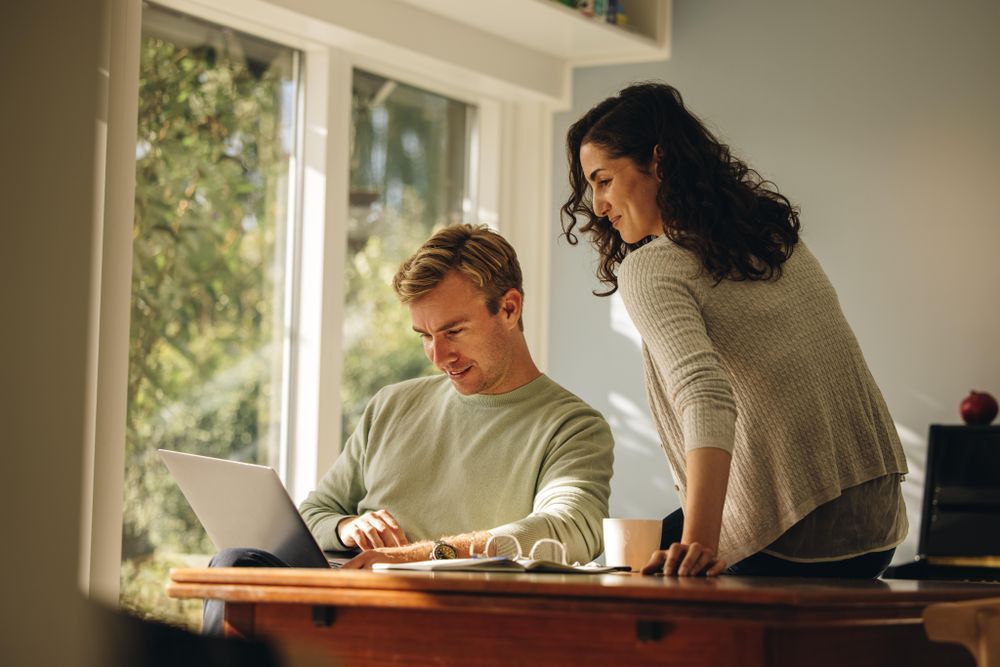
[395,0,671,66]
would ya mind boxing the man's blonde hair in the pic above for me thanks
[393,224,524,330]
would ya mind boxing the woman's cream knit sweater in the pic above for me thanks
[618,236,908,564]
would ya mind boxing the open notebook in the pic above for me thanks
[372,557,629,574]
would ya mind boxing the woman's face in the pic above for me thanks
[579,142,663,244]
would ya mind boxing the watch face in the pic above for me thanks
[432,541,457,560]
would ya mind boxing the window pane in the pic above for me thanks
[342,71,475,441]
[122,4,299,628]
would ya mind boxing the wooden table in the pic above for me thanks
[168,567,998,666]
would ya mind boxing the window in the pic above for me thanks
[121,5,480,629]
[341,70,476,440]
[122,4,300,627]
[96,0,552,631]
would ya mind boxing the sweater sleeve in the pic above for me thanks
[488,408,614,564]
[619,243,738,454]
[298,399,374,551]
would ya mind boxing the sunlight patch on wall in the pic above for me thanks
[610,292,641,348]
[894,421,927,564]
[608,390,660,449]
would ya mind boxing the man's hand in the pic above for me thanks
[641,542,727,577]
[337,510,409,550]
[339,530,490,568]
[341,544,427,570]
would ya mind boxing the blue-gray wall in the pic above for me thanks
[548,0,1000,563]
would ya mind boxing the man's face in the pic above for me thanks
[409,271,518,395]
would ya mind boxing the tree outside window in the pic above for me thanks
[341,70,475,441]
[123,7,475,632]
[123,5,297,628]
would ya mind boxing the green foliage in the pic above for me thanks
[339,72,470,439]
[122,28,471,627]
[120,552,208,632]
[123,26,289,618]
[340,192,438,438]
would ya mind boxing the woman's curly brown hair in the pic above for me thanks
[561,82,800,296]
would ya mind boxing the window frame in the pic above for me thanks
[85,0,554,606]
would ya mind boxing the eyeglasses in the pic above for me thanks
[470,535,569,565]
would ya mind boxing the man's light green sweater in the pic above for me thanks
[300,374,614,563]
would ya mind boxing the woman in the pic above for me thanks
[561,82,908,578]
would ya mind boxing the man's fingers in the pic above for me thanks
[368,517,387,533]
[347,526,371,551]
[358,532,376,551]
[340,510,408,551]
[387,527,408,547]
[349,520,380,550]
[341,554,364,569]
[360,511,409,547]
[375,509,401,530]
[337,516,359,548]
[372,510,408,546]
[342,552,378,570]
[371,513,404,547]
[359,521,385,549]
[640,550,668,575]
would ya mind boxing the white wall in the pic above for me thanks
[548,0,1000,563]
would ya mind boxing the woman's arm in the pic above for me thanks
[678,447,731,573]
[618,244,737,575]
[682,446,731,550]
[642,447,732,576]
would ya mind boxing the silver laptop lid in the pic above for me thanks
[158,449,330,568]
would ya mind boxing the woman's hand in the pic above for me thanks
[641,542,727,576]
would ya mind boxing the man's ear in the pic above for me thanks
[499,288,522,328]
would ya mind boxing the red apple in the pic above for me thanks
[959,390,998,426]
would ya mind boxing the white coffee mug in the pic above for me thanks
[603,518,662,572]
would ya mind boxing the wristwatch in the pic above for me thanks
[430,540,458,560]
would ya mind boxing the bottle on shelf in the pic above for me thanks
[592,0,606,21]
[604,0,629,29]
[552,0,630,31]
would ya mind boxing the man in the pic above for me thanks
[300,223,614,568]
[204,224,613,634]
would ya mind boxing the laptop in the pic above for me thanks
[883,425,1000,582]
[158,449,353,569]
